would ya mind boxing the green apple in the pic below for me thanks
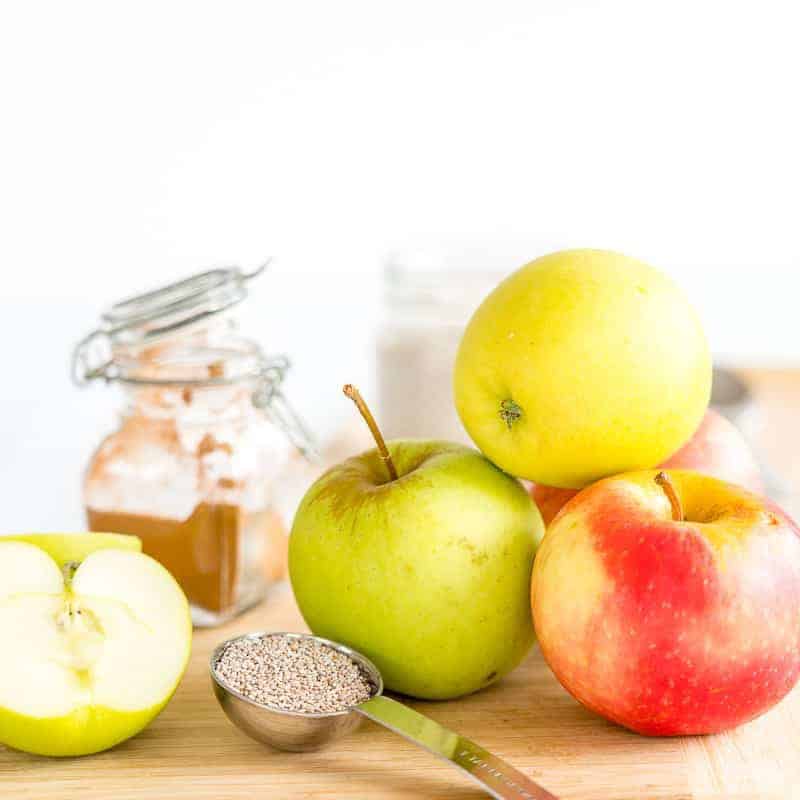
[290,389,542,699]
[454,249,712,488]
[0,533,191,757]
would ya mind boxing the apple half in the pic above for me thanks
[0,534,192,756]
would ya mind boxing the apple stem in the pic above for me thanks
[343,384,399,481]
[655,471,683,522]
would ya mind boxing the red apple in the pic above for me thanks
[528,484,581,528]
[531,469,800,736]
[530,409,764,526]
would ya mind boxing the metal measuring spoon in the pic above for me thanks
[210,632,557,800]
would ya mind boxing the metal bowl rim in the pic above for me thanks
[209,630,384,719]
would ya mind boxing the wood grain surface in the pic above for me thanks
[3,587,799,800]
[2,369,799,799]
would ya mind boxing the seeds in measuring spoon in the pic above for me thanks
[214,635,374,713]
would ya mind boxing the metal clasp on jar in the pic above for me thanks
[71,259,319,462]
[252,353,320,463]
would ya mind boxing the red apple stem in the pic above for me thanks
[343,384,399,481]
[655,471,683,522]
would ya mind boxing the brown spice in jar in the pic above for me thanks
[87,504,288,613]
[196,432,234,458]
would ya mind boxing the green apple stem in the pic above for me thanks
[343,384,399,481]
[655,471,683,522]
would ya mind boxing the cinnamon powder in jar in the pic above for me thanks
[87,503,287,613]
[83,360,293,625]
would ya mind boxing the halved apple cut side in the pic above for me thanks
[0,539,191,756]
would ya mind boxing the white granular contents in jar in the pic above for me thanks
[214,635,374,713]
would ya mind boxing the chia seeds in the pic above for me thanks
[214,635,375,714]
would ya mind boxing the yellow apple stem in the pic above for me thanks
[343,384,399,481]
[655,471,683,522]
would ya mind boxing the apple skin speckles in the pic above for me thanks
[532,469,800,736]
[290,439,543,700]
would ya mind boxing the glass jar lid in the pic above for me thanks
[73,261,269,379]
[72,260,318,460]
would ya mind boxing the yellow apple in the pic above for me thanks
[530,408,764,526]
[454,249,711,488]
[0,534,191,756]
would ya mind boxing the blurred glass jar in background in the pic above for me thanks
[377,250,797,521]
[377,250,503,442]
[73,265,316,627]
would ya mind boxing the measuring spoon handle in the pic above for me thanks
[356,695,558,800]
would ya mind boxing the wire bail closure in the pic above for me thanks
[72,329,116,386]
[252,355,319,462]
[70,259,319,461]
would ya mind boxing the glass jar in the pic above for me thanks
[377,250,503,442]
[73,264,316,627]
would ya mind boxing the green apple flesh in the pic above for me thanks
[0,535,191,756]
[454,249,712,488]
[289,440,543,700]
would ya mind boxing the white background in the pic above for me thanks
[1,1,798,530]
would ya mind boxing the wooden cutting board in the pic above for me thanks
[2,581,799,800]
[3,369,799,799]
